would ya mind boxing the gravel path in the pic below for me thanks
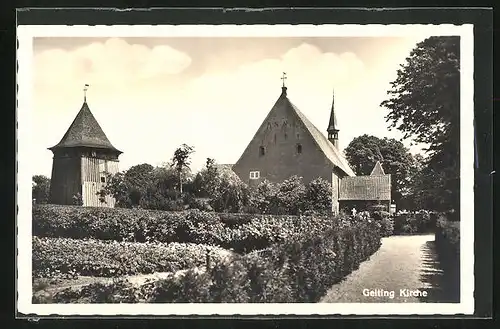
[320,234,443,303]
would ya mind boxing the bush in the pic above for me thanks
[392,210,437,235]
[146,215,381,303]
[379,217,394,237]
[32,237,232,278]
[33,204,339,254]
[37,214,382,304]
[435,216,460,256]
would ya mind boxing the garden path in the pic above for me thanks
[320,234,448,303]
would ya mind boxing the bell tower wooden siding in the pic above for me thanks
[81,156,119,207]
[49,154,82,205]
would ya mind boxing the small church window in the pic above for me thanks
[249,171,260,180]
[296,143,302,154]
[259,146,265,156]
[100,176,106,183]
[284,132,288,140]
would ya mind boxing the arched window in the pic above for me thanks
[259,146,265,156]
[296,143,302,154]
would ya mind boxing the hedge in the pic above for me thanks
[37,216,382,303]
[392,211,438,235]
[434,216,460,302]
[435,216,460,257]
[32,237,232,278]
[32,204,335,254]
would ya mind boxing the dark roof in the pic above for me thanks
[370,161,386,176]
[49,101,122,153]
[285,96,355,177]
[339,175,391,201]
[327,91,338,132]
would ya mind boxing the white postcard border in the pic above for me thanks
[17,23,475,316]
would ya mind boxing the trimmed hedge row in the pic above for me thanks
[37,216,382,303]
[435,216,460,257]
[32,204,334,254]
[392,211,437,235]
[32,237,232,278]
[434,216,460,302]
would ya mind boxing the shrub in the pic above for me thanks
[392,211,436,235]
[33,204,339,254]
[435,216,460,256]
[372,210,390,221]
[303,177,333,215]
[149,268,212,303]
[38,214,382,304]
[150,214,381,303]
[32,237,232,278]
[379,217,394,237]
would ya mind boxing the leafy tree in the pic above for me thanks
[344,135,415,206]
[249,179,278,214]
[275,175,306,215]
[192,158,219,198]
[194,159,250,213]
[32,175,50,204]
[380,36,460,211]
[171,144,195,194]
[102,164,156,208]
[304,177,332,215]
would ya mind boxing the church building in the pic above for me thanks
[48,86,122,208]
[231,77,391,214]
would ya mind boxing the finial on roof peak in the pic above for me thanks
[83,84,90,103]
[280,72,288,96]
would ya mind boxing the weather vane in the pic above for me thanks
[84,84,90,102]
[281,72,287,87]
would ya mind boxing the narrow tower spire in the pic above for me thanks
[281,72,287,95]
[327,89,339,148]
[84,84,90,103]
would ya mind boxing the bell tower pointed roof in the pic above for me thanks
[49,88,122,153]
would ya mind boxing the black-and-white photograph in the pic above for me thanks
[17,23,474,316]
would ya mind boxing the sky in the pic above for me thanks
[32,35,434,177]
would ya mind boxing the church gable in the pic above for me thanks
[232,87,337,184]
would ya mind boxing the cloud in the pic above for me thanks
[32,39,425,179]
[34,38,192,91]
[178,43,367,172]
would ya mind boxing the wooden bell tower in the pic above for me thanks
[48,85,122,207]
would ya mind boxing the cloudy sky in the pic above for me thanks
[32,35,433,177]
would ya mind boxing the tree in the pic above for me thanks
[193,159,250,213]
[249,179,278,214]
[102,164,156,208]
[304,177,332,215]
[380,36,460,211]
[344,135,415,206]
[32,175,50,204]
[171,144,195,194]
[275,175,306,215]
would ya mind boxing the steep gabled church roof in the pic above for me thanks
[370,161,386,176]
[284,93,356,177]
[49,101,122,153]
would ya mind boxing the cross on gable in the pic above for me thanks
[83,84,90,101]
[281,72,287,87]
